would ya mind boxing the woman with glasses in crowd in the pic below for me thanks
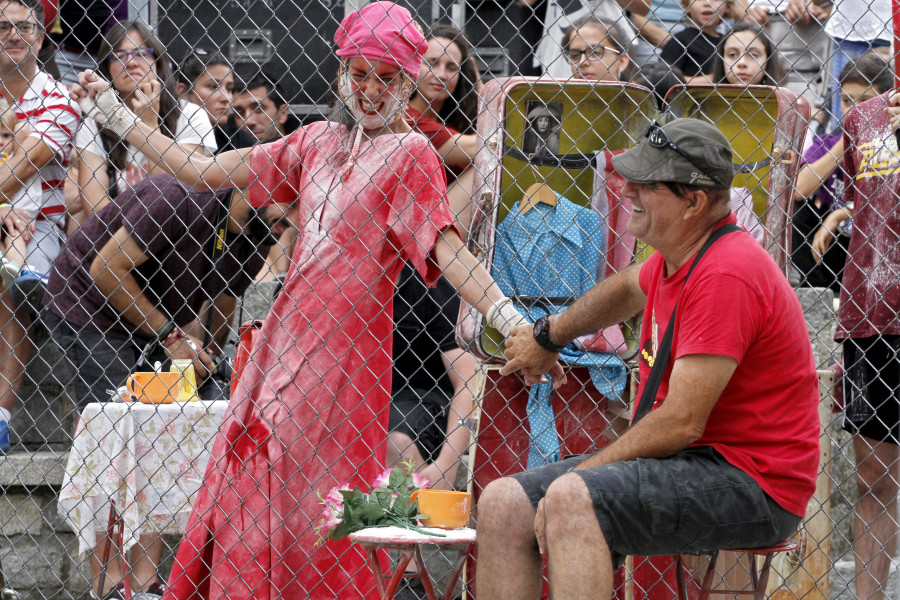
[563,15,635,82]
[72,3,552,598]
[71,20,215,226]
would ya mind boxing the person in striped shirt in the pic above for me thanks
[0,0,79,452]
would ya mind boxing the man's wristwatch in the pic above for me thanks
[533,315,565,353]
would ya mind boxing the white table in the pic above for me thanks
[349,527,476,600]
[58,401,228,557]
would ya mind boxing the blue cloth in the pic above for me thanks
[492,196,628,467]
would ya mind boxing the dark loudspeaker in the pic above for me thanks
[157,0,345,107]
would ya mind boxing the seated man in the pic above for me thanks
[478,118,820,600]
[45,173,297,600]
[45,173,298,409]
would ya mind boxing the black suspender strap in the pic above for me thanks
[631,223,742,424]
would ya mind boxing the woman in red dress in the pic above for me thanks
[72,3,559,598]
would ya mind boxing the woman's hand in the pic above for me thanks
[130,74,162,128]
[71,69,111,103]
[74,70,142,138]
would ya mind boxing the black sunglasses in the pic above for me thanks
[644,122,724,187]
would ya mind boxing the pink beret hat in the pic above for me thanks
[334,1,428,79]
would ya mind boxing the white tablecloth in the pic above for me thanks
[58,401,228,557]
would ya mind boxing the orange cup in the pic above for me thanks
[125,371,181,404]
[411,490,471,529]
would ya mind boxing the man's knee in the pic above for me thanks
[541,473,597,534]
[479,477,535,535]
[543,473,591,515]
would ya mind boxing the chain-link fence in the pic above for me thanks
[0,0,895,598]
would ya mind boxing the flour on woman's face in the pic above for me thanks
[340,58,414,131]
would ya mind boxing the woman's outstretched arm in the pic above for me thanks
[72,69,253,190]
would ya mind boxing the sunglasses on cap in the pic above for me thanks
[644,122,724,187]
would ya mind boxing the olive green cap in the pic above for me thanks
[611,118,734,189]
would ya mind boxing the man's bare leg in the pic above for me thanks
[540,473,613,600]
[853,435,899,600]
[477,477,543,600]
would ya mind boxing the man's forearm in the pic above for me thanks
[93,265,169,337]
[577,405,699,470]
[551,263,646,347]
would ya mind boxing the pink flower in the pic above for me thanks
[325,482,350,508]
[411,473,430,489]
[371,468,393,490]
[319,506,342,532]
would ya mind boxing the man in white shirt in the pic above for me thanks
[0,0,79,452]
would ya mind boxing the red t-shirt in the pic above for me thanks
[637,215,820,516]
[836,92,900,340]
[406,107,465,183]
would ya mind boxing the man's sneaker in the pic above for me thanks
[0,420,9,453]
[9,267,48,314]
[0,259,20,289]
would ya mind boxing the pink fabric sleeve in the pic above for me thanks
[388,140,457,286]
[248,128,307,207]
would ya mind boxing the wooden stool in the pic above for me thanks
[350,526,476,600]
[674,540,800,600]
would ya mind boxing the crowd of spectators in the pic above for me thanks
[0,0,894,598]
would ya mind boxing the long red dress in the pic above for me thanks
[164,121,455,600]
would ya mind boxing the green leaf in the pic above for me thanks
[388,467,408,490]
[330,521,361,541]
[363,502,385,522]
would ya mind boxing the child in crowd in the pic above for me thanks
[791,52,890,291]
[711,21,785,86]
[0,100,49,289]
[710,22,785,243]
[661,0,729,84]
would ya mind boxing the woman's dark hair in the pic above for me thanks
[176,50,232,88]
[561,15,636,81]
[98,20,180,171]
[413,23,478,134]
[839,51,892,93]
[711,22,785,87]
[631,60,685,112]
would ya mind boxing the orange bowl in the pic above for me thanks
[412,490,471,529]
[126,372,181,404]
